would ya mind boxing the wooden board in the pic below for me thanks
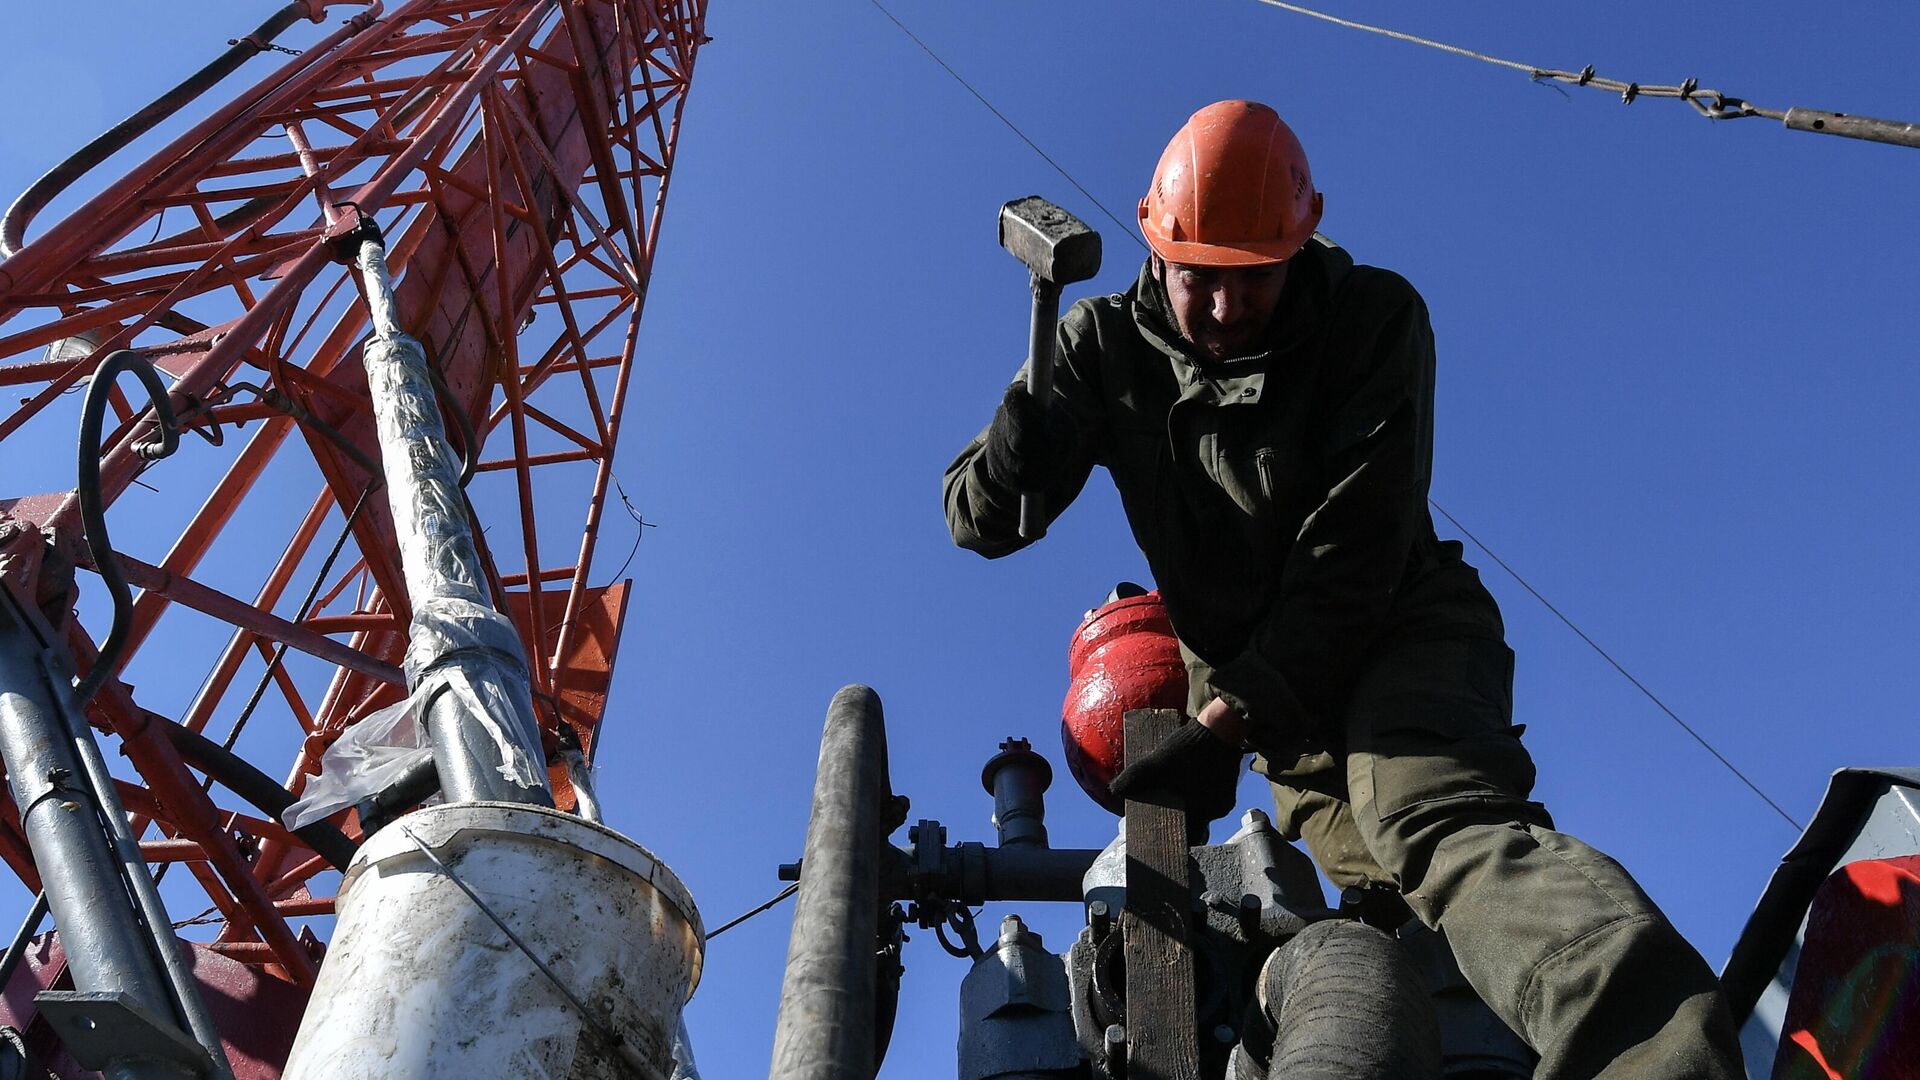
[1120,707,1200,1080]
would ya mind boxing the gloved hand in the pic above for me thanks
[1107,719,1245,835]
[982,384,1074,492]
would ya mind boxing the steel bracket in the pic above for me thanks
[35,989,212,1074]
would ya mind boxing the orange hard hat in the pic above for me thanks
[1138,100,1324,267]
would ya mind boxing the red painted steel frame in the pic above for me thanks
[0,0,706,995]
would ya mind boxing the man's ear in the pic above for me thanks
[1149,253,1165,283]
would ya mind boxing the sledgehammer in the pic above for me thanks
[999,196,1101,540]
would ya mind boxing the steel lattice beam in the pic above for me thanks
[0,0,706,989]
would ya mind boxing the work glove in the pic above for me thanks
[1107,720,1245,843]
[982,384,1075,492]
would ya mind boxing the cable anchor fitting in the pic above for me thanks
[322,203,383,264]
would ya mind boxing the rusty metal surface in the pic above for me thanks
[505,582,629,813]
[0,935,314,1080]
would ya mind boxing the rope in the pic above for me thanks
[865,0,1807,833]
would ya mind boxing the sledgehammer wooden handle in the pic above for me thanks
[1018,276,1060,540]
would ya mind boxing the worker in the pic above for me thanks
[945,100,1744,1079]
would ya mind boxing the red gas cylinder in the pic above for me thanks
[1061,587,1190,815]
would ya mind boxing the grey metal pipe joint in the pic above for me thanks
[980,736,1052,848]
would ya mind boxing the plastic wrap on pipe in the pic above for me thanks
[282,692,430,831]
[356,238,549,805]
[362,333,488,607]
[281,603,548,830]
[407,596,546,786]
[671,1014,702,1080]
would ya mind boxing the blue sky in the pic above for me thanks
[2,1,1917,1076]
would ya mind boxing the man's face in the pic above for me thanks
[1158,258,1290,362]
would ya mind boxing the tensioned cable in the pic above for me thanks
[865,0,1140,242]
[866,0,1803,831]
[1429,501,1801,831]
[705,882,799,941]
[1247,0,1920,150]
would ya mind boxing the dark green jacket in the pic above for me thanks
[944,238,1502,752]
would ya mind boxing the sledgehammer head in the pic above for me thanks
[999,196,1102,285]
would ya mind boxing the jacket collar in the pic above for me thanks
[1128,238,1342,378]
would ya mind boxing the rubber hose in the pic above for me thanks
[0,3,316,256]
[160,722,357,871]
[768,685,888,1080]
[73,351,178,707]
[1256,919,1442,1080]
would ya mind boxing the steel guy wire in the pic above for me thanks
[218,481,380,754]
[1247,0,1768,118]
[1247,0,1920,149]
[1429,499,1801,831]
[398,823,667,1080]
[704,882,800,941]
[866,0,1142,244]
[865,0,1805,831]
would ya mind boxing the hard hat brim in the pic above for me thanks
[1141,232,1301,268]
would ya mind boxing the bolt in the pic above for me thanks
[1241,807,1271,830]
[1104,1024,1128,1075]
[1089,899,1112,939]
[1214,1024,1237,1045]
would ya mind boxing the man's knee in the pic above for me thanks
[1354,795,1552,910]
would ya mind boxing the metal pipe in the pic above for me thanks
[0,592,193,1080]
[353,238,550,806]
[785,843,1102,905]
[0,890,48,991]
[561,742,604,825]
[980,737,1051,848]
[47,679,235,1078]
[769,685,887,1080]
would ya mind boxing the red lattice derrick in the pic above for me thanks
[0,0,706,970]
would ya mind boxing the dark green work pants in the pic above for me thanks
[1260,636,1745,1080]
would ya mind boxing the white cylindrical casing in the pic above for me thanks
[283,802,703,1079]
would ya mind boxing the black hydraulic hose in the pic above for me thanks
[355,752,442,837]
[1253,920,1442,1079]
[769,685,888,1080]
[0,2,317,256]
[159,721,357,871]
[425,359,477,487]
[74,351,179,707]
